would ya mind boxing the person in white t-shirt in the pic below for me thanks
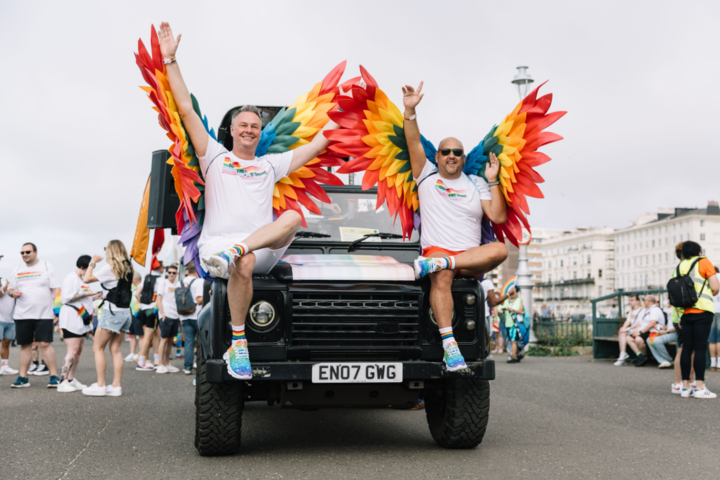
[81,240,135,397]
[614,295,644,366]
[627,295,665,367]
[57,255,101,393]
[400,82,509,371]
[134,262,164,371]
[179,261,204,374]
[156,265,181,374]
[0,261,19,376]
[157,23,349,380]
[7,243,61,388]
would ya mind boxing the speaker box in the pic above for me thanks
[147,149,180,232]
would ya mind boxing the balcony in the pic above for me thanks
[536,278,596,288]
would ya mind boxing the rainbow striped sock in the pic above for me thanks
[439,327,455,348]
[231,325,246,345]
[214,243,249,267]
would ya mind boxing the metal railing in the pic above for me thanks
[533,316,591,346]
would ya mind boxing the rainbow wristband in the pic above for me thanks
[163,57,177,65]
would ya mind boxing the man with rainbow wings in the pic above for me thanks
[325,68,565,371]
[145,23,351,380]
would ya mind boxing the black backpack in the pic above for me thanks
[139,274,159,305]
[102,263,134,310]
[667,258,705,308]
[175,278,199,315]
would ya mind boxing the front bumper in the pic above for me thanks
[205,358,495,383]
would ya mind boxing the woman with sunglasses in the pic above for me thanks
[81,240,134,397]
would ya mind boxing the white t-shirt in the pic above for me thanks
[58,272,95,335]
[139,271,162,310]
[9,261,60,320]
[627,308,642,326]
[480,279,495,319]
[0,286,15,323]
[179,276,204,321]
[638,305,665,332]
[414,161,492,251]
[198,136,293,247]
[158,278,179,320]
[94,264,130,312]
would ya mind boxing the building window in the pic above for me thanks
[560,260,564,267]
[598,269,603,278]
[587,255,591,264]
[701,233,706,241]
[573,271,577,279]
[652,240,655,247]
[665,252,668,261]
[598,286,603,296]
[701,220,705,226]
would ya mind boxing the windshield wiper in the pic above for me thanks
[348,232,403,252]
[295,231,331,239]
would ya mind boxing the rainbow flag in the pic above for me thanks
[501,276,517,296]
[53,291,62,315]
[77,306,92,323]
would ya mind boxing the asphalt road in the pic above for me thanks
[1,338,719,480]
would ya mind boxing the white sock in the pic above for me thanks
[439,327,455,349]
[712,358,718,368]
[231,324,246,346]
[138,356,146,366]
[1,359,7,367]
[153,354,160,364]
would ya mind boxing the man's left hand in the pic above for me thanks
[486,152,500,182]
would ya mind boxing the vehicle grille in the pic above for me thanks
[290,292,422,356]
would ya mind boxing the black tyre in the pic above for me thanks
[194,343,244,456]
[425,378,490,449]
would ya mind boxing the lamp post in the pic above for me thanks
[512,66,536,343]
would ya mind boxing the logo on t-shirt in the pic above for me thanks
[434,180,467,201]
[17,272,42,282]
[81,286,91,293]
[222,157,269,180]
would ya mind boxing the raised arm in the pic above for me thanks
[402,82,426,180]
[480,153,507,224]
[158,22,209,158]
[287,120,338,174]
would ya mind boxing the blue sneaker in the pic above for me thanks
[223,340,252,380]
[443,342,468,371]
[10,376,30,388]
[47,376,60,388]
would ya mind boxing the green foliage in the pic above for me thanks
[527,345,579,357]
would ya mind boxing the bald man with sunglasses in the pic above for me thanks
[402,82,508,371]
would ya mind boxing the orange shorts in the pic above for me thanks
[421,246,467,276]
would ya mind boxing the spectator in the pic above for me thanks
[490,306,504,354]
[670,243,695,394]
[8,243,61,388]
[57,255,100,393]
[179,261,203,374]
[0,271,19,376]
[504,287,524,363]
[135,262,164,371]
[480,277,509,354]
[675,241,719,399]
[81,240,134,397]
[540,302,552,318]
[614,295,644,366]
[709,266,720,371]
[627,295,664,367]
[647,305,676,369]
[124,271,144,363]
[156,264,180,374]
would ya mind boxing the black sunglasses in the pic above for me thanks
[20,251,32,255]
[439,148,464,157]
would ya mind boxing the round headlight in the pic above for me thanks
[465,294,476,305]
[247,301,277,332]
[428,307,456,327]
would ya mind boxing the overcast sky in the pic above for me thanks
[1,0,718,280]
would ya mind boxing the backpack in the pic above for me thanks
[667,258,705,308]
[101,263,134,311]
[140,274,160,305]
[175,278,199,315]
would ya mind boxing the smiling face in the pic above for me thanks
[435,137,465,178]
[20,243,37,266]
[231,111,262,155]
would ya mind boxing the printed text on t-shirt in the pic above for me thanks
[222,157,269,180]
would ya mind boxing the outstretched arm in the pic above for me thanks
[480,153,507,224]
[287,120,338,174]
[402,82,426,180]
[158,22,209,158]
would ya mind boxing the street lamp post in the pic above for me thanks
[511,66,536,343]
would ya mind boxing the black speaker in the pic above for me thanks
[147,149,180,232]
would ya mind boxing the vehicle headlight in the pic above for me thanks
[428,307,455,327]
[465,294,476,305]
[247,301,278,332]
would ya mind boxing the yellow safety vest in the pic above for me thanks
[673,257,715,314]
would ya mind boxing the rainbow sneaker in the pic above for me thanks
[204,245,247,278]
[443,341,468,371]
[223,340,252,380]
[413,257,443,279]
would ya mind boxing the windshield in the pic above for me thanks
[296,188,419,243]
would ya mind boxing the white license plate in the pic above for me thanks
[311,363,403,383]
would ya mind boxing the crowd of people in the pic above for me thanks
[0,240,203,396]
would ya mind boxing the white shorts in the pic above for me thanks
[198,234,290,279]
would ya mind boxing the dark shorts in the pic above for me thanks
[62,328,85,339]
[640,331,650,344]
[159,318,180,339]
[16,319,54,345]
[139,309,157,330]
[129,315,145,336]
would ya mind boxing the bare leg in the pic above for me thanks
[511,340,518,359]
[92,329,113,387]
[674,346,682,385]
[618,328,628,355]
[1,338,10,360]
[152,328,160,361]
[19,344,33,377]
[129,335,137,355]
[108,333,124,388]
[159,337,171,365]
[240,210,302,253]
[138,325,154,361]
[428,268,456,330]
[637,338,648,355]
[451,242,508,277]
[710,343,718,361]
[70,339,83,380]
[60,338,82,382]
[627,335,640,355]
[37,342,57,376]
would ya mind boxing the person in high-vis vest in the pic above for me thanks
[674,241,720,399]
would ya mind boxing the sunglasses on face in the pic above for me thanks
[20,251,32,255]
[439,148,464,157]
[168,271,177,275]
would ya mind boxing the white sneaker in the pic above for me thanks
[618,352,629,361]
[193,362,197,369]
[105,385,122,397]
[165,365,179,373]
[690,381,697,389]
[123,354,135,362]
[671,383,682,394]
[184,369,192,375]
[0,365,18,375]
[69,379,87,390]
[680,387,693,398]
[82,383,107,397]
[136,363,154,372]
[57,381,76,393]
[692,387,717,399]
[658,361,673,369]
[613,359,628,366]
[156,365,169,374]
[203,255,230,278]
[131,354,139,363]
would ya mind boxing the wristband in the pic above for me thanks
[403,113,416,121]
[488,181,500,187]
[89,262,96,267]
[163,57,177,65]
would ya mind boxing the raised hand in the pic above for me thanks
[91,255,103,264]
[402,82,424,111]
[485,152,500,182]
[158,22,182,59]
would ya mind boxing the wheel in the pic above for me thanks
[424,378,490,449]
[194,343,244,456]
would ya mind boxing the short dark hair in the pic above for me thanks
[682,241,702,259]
[23,242,37,252]
[675,242,684,260]
[76,255,91,269]
[186,261,196,274]
[629,294,641,301]
[167,264,178,273]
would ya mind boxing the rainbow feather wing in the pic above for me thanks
[463,81,565,246]
[327,66,431,240]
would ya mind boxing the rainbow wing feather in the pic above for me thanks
[256,62,352,227]
[463,82,566,246]
[328,66,432,240]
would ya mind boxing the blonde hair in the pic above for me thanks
[105,240,133,280]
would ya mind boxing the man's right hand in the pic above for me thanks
[158,22,182,59]
[12,290,22,299]
[402,82,424,113]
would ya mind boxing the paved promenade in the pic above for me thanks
[2,338,719,479]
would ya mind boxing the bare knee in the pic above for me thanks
[490,242,508,264]
[38,342,51,350]
[231,254,255,282]
[430,270,455,291]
